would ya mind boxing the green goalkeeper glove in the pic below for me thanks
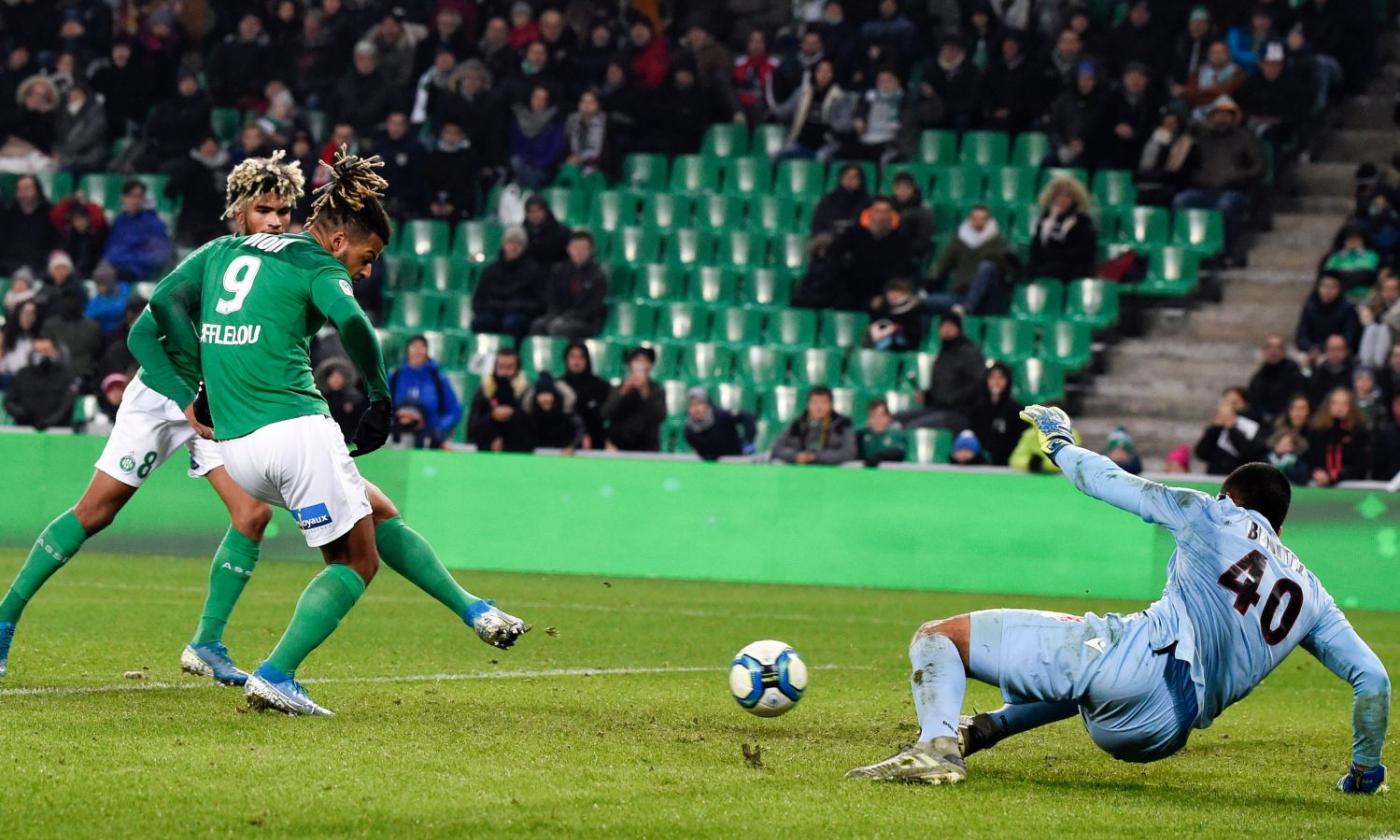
[1019,404,1074,462]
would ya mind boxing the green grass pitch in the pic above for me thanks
[0,549,1395,838]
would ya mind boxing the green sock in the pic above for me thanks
[375,516,476,617]
[264,563,366,676]
[0,511,87,624]
[191,527,261,646]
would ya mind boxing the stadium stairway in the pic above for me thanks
[1076,33,1400,469]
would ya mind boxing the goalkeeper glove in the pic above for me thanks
[1019,404,1074,462]
[350,399,392,458]
[1338,763,1387,794]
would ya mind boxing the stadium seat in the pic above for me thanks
[583,338,622,377]
[1133,246,1200,297]
[792,347,842,386]
[634,263,687,303]
[621,153,668,191]
[774,159,824,199]
[986,166,1038,210]
[388,291,442,330]
[680,341,733,382]
[741,267,792,309]
[917,130,958,165]
[880,389,920,415]
[980,318,1037,363]
[959,131,1009,168]
[750,194,798,235]
[1092,169,1137,210]
[444,297,473,332]
[848,349,900,390]
[1173,208,1225,257]
[642,193,694,232]
[830,386,860,418]
[714,380,758,415]
[612,226,662,268]
[1116,205,1171,247]
[907,428,953,464]
[752,124,786,159]
[79,173,120,212]
[931,165,981,206]
[702,123,749,160]
[773,233,807,272]
[520,336,567,374]
[820,310,865,348]
[1064,278,1120,331]
[397,219,450,258]
[418,256,474,294]
[305,109,329,143]
[823,160,877,193]
[879,162,936,194]
[380,254,419,292]
[737,344,785,385]
[656,302,708,343]
[1010,132,1051,168]
[722,156,771,198]
[455,221,501,263]
[649,343,684,380]
[1014,358,1066,403]
[1010,280,1065,324]
[589,190,640,233]
[211,107,242,142]
[538,187,586,226]
[763,385,803,424]
[711,305,764,346]
[689,266,739,305]
[669,155,723,193]
[716,229,769,270]
[769,308,818,349]
[695,193,746,232]
[908,351,936,390]
[603,301,658,341]
[664,228,717,270]
[660,379,691,417]
[1045,320,1092,371]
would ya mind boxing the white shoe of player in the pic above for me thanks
[845,737,968,784]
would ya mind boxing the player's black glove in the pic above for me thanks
[193,385,213,427]
[350,399,392,458]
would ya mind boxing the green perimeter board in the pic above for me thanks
[1,433,1396,610]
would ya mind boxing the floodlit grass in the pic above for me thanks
[0,550,1395,838]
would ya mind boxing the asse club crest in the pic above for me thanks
[119,454,136,473]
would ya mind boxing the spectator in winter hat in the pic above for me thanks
[1105,426,1144,474]
[950,428,985,465]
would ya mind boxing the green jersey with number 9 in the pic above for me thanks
[147,231,388,441]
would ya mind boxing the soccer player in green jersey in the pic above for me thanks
[0,153,306,684]
[138,149,527,715]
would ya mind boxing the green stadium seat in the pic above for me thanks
[880,162,936,194]
[750,194,798,235]
[702,123,749,160]
[907,428,953,464]
[848,349,900,389]
[396,219,451,258]
[712,305,765,347]
[1173,208,1225,257]
[520,335,567,374]
[918,130,958,165]
[769,308,818,349]
[642,193,694,232]
[1064,278,1120,331]
[980,317,1037,363]
[830,386,861,419]
[665,228,716,270]
[737,344,785,385]
[380,254,419,292]
[1116,205,1171,247]
[680,341,734,382]
[695,193,746,232]
[444,297,474,332]
[773,233,807,272]
[305,109,329,143]
[716,229,769,270]
[660,379,691,417]
[775,159,824,199]
[656,302,708,343]
[537,187,586,226]
[603,301,658,341]
[820,310,865,348]
[418,256,474,294]
[621,153,668,190]
[1009,207,1040,248]
[589,190,640,233]
[1010,280,1065,324]
[1010,131,1051,168]
[1045,320,1092,371]
[1014,358,1066,403]
[961,315,988,342]
[689,265,739,305]
[879,389,920,415]
[763,385,803,424]
[550,164,607,195]
[908,351,937,390]
[131,174,174,212]
[612,226,662,267]
[634,263,687,303]
[959,131,1009,168]
[79,173,120,211]
[986,166,1038,210]
[723,156,772,198]
[823,160,877,193]
[793,347,842,386]
[211,107,242,142]
[742,267,792,309]
[388,292,442,330]
[1092,169,1137,210]
[669,155,723,193]
[714,381,758,415]
[583,338,622,378]
[649,343,684,380]
[752,124,787,158]
[931,165,982,206]
[30,171,72,201]
[1133,246,1200,297]
[455,221,501,264]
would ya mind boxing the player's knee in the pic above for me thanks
[232,503,273,540]
[368,490,399,524]
[915,618,953,641]
[349,552,379,585]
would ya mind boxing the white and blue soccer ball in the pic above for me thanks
[729,640,807,717]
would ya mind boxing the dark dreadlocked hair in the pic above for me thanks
[222,150,305,219]
[307,145,392,245]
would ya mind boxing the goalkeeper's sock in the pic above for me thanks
[988,701,1079,738]
[263,564,366,676]
[909,631,966,742]
[375,516,476,617]
[191,527,261,645]
[0,511,88,624]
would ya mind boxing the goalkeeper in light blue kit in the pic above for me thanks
[847,405,1390,793]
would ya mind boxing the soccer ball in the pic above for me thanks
[729,640,807,717]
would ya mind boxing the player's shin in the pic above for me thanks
[191,526,260,645]
[262,563,366,677]
[374,516,474,615]
[910,632,967,742]
[0,510,88,625]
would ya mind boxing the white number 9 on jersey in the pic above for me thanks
[215,255,261,315]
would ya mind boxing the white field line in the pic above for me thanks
[0,663,855,699]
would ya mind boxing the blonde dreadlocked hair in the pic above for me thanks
[306,145,392,244]
[221,149,306,219]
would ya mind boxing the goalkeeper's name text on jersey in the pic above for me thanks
[200,323,263,346]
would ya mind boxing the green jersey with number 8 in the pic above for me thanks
[148,231,388,441]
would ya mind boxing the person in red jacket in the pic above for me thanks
[733,30,779,119]
[627,19,670,89]
[1307,387,1372,487]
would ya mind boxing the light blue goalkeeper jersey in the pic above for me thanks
[1056,446,1390,766]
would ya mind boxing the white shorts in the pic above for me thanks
[220,414,371,548]
[95,374,225,487]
